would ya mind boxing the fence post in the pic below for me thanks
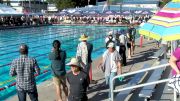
[174,89,177,101]
[140,35,143,48]
[111,79,114,101]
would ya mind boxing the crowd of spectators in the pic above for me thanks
[0,14,152,28]
[50,15,152,25]
[0,16,49,28]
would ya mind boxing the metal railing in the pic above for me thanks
[110,63,177,101]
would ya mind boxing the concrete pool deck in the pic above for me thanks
[7,39,170,101]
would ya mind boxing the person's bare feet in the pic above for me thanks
[128,56,131,59]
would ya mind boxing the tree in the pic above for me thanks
[47,0,76,10]
[72,0,88,7]
[107,0,124,10]
[159,0,171,8]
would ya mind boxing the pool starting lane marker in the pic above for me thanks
[0,68,50,91]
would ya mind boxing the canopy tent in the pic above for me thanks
[24,12,44,16]
[86,11,100,16]
[0,4,23,16]
[121,10,132,15]
[102,10,116,15]
[55,11,69,16]
[133,10,143,15]
[66,5,156,13]
[97,0,159,5]
[141,10,154,15]
[69,10,83,16]
[121,0,159,4]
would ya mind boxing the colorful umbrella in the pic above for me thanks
[139,1,180,41]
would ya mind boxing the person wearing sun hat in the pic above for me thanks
[76,34,97,84]
[98,42,122,99]
[66,58,89,101]
[77,34,89,69]
[79,34,89,41]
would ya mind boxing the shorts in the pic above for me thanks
[83,63,91,74]
[53,76,66,86]
[127,43,131,48]
[132,39,135,43]
[68,95,88,101]
[156,41,160,44]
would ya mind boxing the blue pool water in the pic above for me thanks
[0,25,127,100]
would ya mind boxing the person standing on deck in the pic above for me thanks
[48,40,68,101]
[66,58,89,101]
[126,29,132,59]
[169,47,180,76]
[128,25,136,55]
[76,34,97,84]
[115,31,121,53]
[10,44,40,101]
[168,47,180,91]
[105,31,115,48]
[98,42,122,99]
[119,29,127,66]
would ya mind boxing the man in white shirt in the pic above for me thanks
[98,42,122,99]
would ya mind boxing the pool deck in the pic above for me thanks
[6,39,172,101]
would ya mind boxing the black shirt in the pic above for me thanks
[128,28,136,40]
[48,50,66,77]
[67,71,89,98]
[87,42,93,63]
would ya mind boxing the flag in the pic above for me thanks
[102,0,108,12]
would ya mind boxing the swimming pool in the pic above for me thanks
[0,25,127,100]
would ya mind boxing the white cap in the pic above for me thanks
[66,58,80,67]
[107,31,113,36]
[107,42,115,48]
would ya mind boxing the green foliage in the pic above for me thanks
[46,0,76,10]
[159,0,171,8]
[73,0,88,7]
[108,0,124,5]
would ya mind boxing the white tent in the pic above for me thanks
[0,4,23,16]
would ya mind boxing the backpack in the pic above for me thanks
[115,34,120,46]
[106,36,115,48]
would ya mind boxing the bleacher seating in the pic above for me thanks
[138,59,168,101]
[150,47,166,59]
[115,64,151,101]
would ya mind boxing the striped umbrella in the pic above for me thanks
[139,0,180,41]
